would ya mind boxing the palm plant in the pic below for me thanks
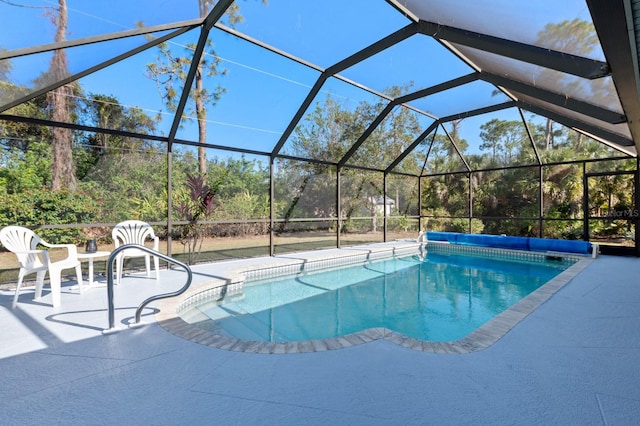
[175,173,218,264]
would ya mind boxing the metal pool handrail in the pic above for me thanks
[103,244,192,333]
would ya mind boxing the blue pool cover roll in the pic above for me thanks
[426,232,592,255]
[528,237,591,254]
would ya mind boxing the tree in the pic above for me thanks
[0,49,25,105]
[47,0,75,191]
[479,119,527,165]
[208,156,269,199]
[350,85,421,168]
[0,140,52,193]
[0,49,10,81]
[284,96,356,229]
[75,92,159,181]
[534,19,602,149]
[286,87,422,232]
[146,1,264,176]
[0,97,51,154]
[80,93,157,152]
[1,0,76,191]
[288,95,358,162]
[445,120,468,156]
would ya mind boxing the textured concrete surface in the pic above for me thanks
[1,250,639,425]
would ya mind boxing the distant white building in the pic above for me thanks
[370,196,396,215]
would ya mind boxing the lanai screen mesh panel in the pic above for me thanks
[0,0,638,257]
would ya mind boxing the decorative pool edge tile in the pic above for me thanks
[172,241,422,320]
[426,241,582,265]
[156,242,594,354]
[242,243,420,282]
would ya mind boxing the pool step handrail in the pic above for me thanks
[103,244,192,334]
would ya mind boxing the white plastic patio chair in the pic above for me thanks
[0,226,83,308]
[112,220,160,285]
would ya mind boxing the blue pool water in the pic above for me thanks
[193,253,573,342]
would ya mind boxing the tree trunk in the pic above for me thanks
[544,118,553,150]
[196,65,207,176]
[196,0,210,176]
[50,0,76,192]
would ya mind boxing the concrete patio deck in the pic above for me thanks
[1,246,639,425]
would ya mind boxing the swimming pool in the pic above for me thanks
[175,243,585,350]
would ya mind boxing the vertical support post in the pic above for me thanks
[337,167,341,249]
[468,171,473,233]
[383,172,388,242]
[583,162,589,242]
[418,175,422,232]
[166,149,173,259]
[539,164,543,238]
[269,157,275,257]
[635,158,639,256]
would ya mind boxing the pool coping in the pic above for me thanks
[155,241,594,354]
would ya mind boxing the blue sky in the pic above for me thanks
[0,0,609,159]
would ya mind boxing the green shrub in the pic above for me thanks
[0,189,98,244]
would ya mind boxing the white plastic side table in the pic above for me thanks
[77,251,111,291]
